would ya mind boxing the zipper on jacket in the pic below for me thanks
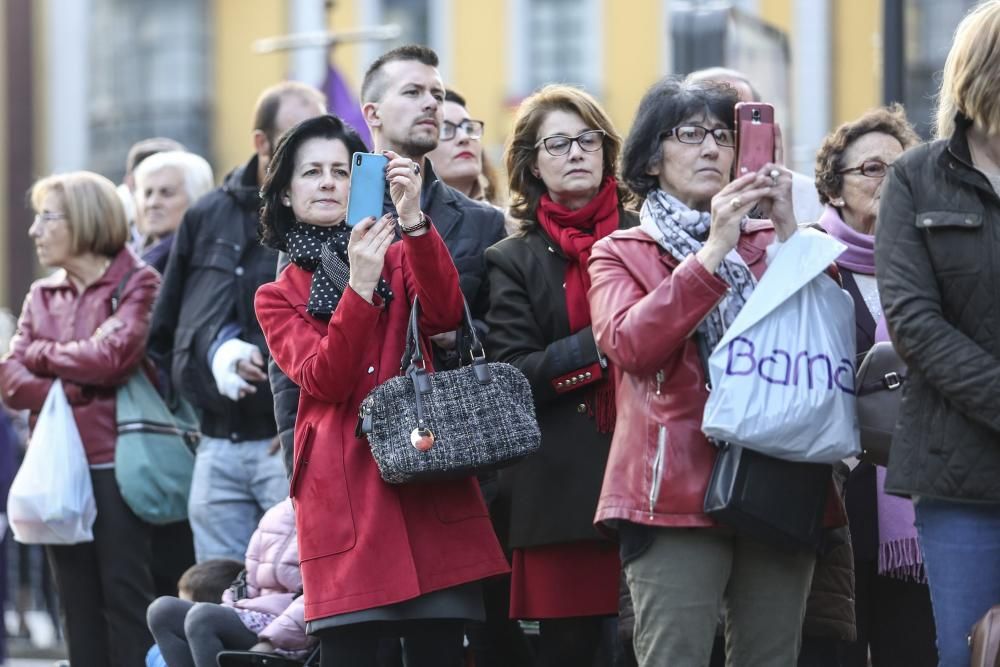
[648,425,667,520]
[655,370,664,395]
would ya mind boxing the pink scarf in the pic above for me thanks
[873,318,925,582]
[819,206,876,275]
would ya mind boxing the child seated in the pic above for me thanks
[147,498,315,666]
[147,559,244,666]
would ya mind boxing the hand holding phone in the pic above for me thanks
[346,152,388,228]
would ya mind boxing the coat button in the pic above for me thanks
[230,432,239,441]
[367,366,375,374]
[235,266,245,276]
[922,218,933,227]
[576,403,587,414]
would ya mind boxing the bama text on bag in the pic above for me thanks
[702,228,861,464]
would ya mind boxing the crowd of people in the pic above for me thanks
[2,2,1000,666]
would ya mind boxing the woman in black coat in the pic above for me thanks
[484,84,635,666]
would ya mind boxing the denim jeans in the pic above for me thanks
[187,436,288,562]
[913,497,1000,667]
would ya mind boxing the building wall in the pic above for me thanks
[0,0,896,311]
[212,0,289,176]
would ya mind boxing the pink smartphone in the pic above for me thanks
[734,102,775,178]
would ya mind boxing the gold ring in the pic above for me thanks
[731,197,742,210]
[769,169,780,186]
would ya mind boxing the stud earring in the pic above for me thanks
[832,198,845,207]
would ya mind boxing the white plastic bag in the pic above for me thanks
[702,228,861,463]
[8,380,96,544]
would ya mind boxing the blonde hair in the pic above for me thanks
[30,171,129,257]
[936,0,1000,138]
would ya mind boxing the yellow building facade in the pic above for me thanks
[1,0,888,311]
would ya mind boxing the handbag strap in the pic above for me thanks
[110,268,138,314]
[401,296,487,370]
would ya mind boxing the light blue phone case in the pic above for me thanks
[346,152,388,227]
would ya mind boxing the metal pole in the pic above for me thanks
[883,0,905,105]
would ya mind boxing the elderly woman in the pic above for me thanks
[587,77,817,665]
[0,171,160,666]
[484,84,635,665]
[133,150,214,274]
[254,115,507,667]
[813,105,935,667]
[876,3,1000,664]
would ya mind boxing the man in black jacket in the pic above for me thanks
[147,81,325,562]
[269,46,506,475]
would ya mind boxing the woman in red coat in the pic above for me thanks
[254,115,508,667]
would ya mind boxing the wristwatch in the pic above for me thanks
[398,212,428,235]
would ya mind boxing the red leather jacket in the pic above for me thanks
[0,248,160,464]
[588,222,774,528]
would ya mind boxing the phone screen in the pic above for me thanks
[345,152,388,227]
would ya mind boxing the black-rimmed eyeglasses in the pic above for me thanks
[837,159,891,178]
[661,125,736,148]
[440,119,485,141]
[534,129,606,157]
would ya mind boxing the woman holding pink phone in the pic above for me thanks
[254,114,508,666]
[587,77,842,665]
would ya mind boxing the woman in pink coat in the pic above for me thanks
[147,497,315,665]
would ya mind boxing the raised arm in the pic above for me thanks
[256,278,382,406]
[588,239,727,377]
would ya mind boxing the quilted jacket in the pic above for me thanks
[221,497,314,652]
[876,114,1000,501]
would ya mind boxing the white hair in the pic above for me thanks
[134,150,215,206]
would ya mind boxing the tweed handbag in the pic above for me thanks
[358,296,541,484]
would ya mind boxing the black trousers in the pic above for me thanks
[46,468,156,667]
[318,619,465,667]
[846,558,937,667]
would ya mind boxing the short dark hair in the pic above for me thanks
[814,103,921,205]
[177,558,243,603]
[259,114,369,251]
[125,137,186,177]
[622,77,740,199]
[252,81,327,147]
[361,44,439,104]
[444,89,467,107]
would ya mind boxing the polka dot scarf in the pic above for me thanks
[285,222,394,320]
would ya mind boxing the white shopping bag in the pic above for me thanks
[8,380,96,544]
[702,228,861,463]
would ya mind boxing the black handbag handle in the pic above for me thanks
[401,296,486,368]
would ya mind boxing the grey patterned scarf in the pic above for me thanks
[639,189,757,352]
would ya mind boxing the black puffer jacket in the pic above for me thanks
[148,155,278,442]
[876,114,1000,501]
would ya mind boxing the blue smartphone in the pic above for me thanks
[346,152,388,227]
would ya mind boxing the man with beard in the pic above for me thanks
[360,44,506,355]
[148,81,326,563]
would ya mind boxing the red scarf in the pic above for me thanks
[535,176,620,433]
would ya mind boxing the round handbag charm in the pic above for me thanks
[410,427,435,451]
